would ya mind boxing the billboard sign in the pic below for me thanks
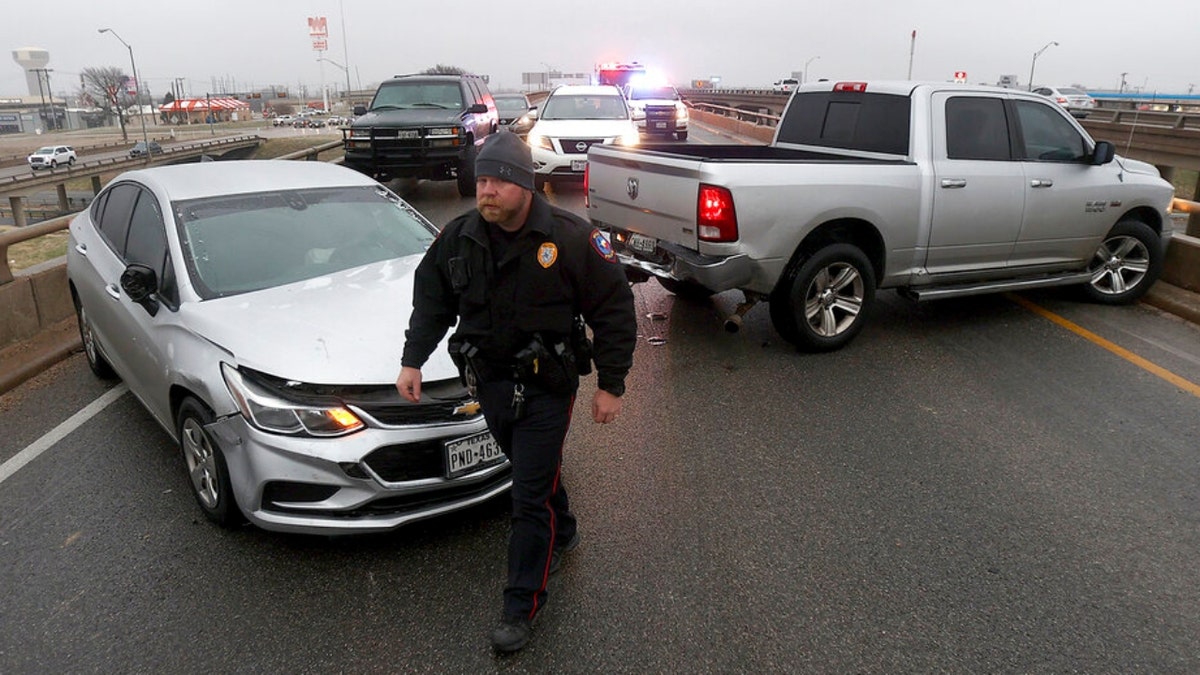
[308,16,328,52]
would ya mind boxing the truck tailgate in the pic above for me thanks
[586,145,705,249]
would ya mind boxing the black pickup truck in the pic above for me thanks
[342,73,499,196]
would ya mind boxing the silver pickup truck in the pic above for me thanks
[586,81,1175,351]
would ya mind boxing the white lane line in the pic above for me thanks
[0,384,129,486]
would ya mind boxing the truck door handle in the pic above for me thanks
[1030,179,1054,188]
[940,178,967,189]
[105,285,120,300]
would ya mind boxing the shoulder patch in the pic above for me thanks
[537,242,558,268]
[590,229,617,262]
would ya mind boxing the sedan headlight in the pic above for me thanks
[221,363,364,437]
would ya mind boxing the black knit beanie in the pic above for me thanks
[475,131,534,191]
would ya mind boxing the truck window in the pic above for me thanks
[945,96,1011,161]
[776,92,910,155]
[1013,100,1088,162]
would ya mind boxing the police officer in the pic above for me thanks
[395,131,637,653]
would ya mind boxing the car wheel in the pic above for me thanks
[50,159,57,169]
[1079,219,1162,305]
[177,397,242,527]
[657,276,714,300]
[68,156,76,166]
[769,243,875,352]
[676,131,688,141]
[456,140,477,197]
[73,295,117,379]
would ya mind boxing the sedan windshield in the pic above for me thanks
[541,95,628,120]
[175,185,436,299]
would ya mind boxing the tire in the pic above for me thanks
[676,130,688,141]
[68,156,76,166]
[456,140,477,197]
[769,243,876,352]
[74,295,117,379]
[50,160,57,169]
[1079,219,1162,305]
[657,276,714,300]
[177,397,242,528]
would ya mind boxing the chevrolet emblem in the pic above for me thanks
[453,400,482,416]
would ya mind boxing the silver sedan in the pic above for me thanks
[67,160,509,534]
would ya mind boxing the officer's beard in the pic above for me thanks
[477,193,531,233]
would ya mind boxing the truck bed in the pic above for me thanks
[615,143,906,165]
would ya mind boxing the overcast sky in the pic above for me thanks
[5,0,1196,100]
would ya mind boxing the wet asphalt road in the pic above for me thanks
[2,124,1199,672]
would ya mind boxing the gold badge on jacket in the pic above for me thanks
[537,242,558,268]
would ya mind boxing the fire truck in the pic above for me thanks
[595,62,646,89]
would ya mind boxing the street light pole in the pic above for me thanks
[98,28,151,157]
[317,56,352,110]
[1027,40,1059,92]
[803,56,820,85]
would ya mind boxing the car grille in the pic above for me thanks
[262,468,512,517]
[356,128,462,151]
[556,138,604,155]
[644,105,676,124]
[362,439,448,482]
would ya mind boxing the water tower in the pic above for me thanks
[12,47,50,96]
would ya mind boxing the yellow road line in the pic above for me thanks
[1008,294,1200,398]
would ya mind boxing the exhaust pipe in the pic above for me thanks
[723,297,760,333]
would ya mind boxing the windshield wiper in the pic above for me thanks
[411,103,450,109]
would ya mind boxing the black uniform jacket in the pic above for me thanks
[401,194,636,396]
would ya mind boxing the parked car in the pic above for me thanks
[525,84,639,191]
[128,141,163,158]
[27,145,76,170]
[66,160,510,534]
[1032,86,1097,118]
[494,93,532,127]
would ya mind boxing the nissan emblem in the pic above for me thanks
[627,177,639,200]
[575,141,588,152]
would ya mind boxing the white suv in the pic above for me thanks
[525,84,638,191]
[28,145,76,170]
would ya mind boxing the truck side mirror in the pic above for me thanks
[1091,140,1115,165]
[353,104,367,116]
[468,103,488,114]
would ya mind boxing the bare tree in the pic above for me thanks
[81,66,132,141]
[422,64,466,75]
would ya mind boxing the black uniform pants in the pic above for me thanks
[477,378,578,622]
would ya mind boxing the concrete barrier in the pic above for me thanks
[0,256,70,348]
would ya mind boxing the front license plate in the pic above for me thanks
[654,121,667,129]
[571,159,587,172]
[445,431,504,478]
[628,232,657,254]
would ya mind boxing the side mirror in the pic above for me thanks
[353,104,367,116]
[120,263,159,316]
[632,110,646,121]
[1091,140,1115,165]
[468,103,488,114]
[526,108,539,120]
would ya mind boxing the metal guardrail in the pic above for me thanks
[0,136,342,285]
[691,101,780,127]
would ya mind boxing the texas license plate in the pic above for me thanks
[445,431,504,478]
[571,159,587,172]
[654,121,667,129]
[628,232,657,254]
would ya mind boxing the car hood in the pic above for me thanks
[180,255,458,385]
[530,118,636,138]
[352,108,463,127]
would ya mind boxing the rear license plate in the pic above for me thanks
[654,121,667,129]
[571,159,587,172]
[445,430,504,478]
[628,232,657,254]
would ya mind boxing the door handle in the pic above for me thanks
[74,243,87,255]
[105,285,120,300]
[1030,179,1054,188]
[940,178,967,189]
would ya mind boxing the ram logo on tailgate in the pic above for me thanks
[627,177,639,200]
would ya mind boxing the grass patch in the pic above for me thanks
[251,137,344,161]
[4,228,69,272]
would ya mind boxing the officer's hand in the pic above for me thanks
[396,366,423,403]
[592,389,622,424]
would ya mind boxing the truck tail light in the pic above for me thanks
[833,82,868,93]
[697,184,737,242]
